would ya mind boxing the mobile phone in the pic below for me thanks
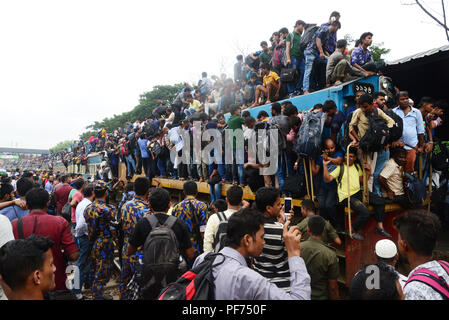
[284,197,292,220]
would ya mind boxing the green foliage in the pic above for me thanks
[80,83,183,137]
[370,43,391,64]
[50,140,73,153]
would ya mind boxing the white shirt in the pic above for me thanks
[0,214,14,249]
[203,209,238,253]
[404,261,449,300]
[75,198,92,237]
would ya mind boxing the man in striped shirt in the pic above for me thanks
[253,187,292,291]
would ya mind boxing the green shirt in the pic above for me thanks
[286,31,304,60]
[259,51,272,65]
[297,216,339,244]
[227,115,245,149]
[300,238,339,300]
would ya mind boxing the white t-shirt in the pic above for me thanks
[203,209,238,253]
[75,198,92,237]
[0,214,14,248]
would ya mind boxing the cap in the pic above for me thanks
[95,180,108,191]
[375,239,397,259]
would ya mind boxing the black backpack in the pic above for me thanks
[254,121,283,160]
[144,121,156,137]
[142,215,180,293]
[384,109,404,143]
[283,175,307,198]
[212,212,229,253]
[280,68,297,83]
[158,253,225,300]
[432,141,449,172]
[359,108,389,153]
[299,24,319,52]
[296,112,326,159]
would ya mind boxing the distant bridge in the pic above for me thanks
[0,147,50,155]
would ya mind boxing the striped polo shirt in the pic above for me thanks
[253,216,291,291]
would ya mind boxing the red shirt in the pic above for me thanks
[54,184,73,214]
[11,211,79,291]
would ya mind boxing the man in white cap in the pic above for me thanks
[375,239,407,288]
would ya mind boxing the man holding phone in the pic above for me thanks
[253,187,295,291]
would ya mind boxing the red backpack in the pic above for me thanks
[404,260,449,300]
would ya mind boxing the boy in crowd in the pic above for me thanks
[252,64,282,107]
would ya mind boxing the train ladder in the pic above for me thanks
[347,143,353,239]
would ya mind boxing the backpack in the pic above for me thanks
[283,175,307,198]
[404,260,449,300]
[158,253,225,300]
[432,141,449,172]
[404,172,427,206]
[337,112,354,152]
[300,24,319,52]
[384,109,403,143]
[273,40,286,69]
[254,121,285,161]
[144,120,156,137]
[336,163,362,188]
[280,67,298,83]
[97,131,102,139]
[151,141,162,158]
[61,201,72,223]
[212,212,229,253]
[296,112,326,159]
[142,215,181,292]
[359,108,389,153]
[81,155,87,165]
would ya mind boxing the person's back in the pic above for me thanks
[54,175,73,215]
[0,177,32,221]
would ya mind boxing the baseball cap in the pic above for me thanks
[375,239,397,259]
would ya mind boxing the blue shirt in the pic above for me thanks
[393,106,425,150]
[138,138,150,158]
[306,25,332,55]
[320,22,337,53]
[0,205,29,222]
[45,181,53,193]
[351,46,373,67]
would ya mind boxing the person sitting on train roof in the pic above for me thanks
[252,63,282,107]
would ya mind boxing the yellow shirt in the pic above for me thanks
[190,99,202,111]
[263,71,280,88]
[330,164,363,202]
[349,108,395,139]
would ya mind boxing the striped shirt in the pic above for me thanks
[253,216,291,291]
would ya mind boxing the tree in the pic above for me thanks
[371,43,391,64]
[50,140,73,153]
[402,0,449,42]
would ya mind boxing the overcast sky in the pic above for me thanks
[1,0,448,150]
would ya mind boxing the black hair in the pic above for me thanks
[393,210,441,256]
[255,187,281,213]
[279,27,289,34]
[308,215,325,236]
[213,199,227,212]
[226,208,264,248]
[202,72,207,78]
[295,20,306,27]
[349,263,400,300]
[250,73,258,79]
[348,147,358,156]
[245,116,256,127]
[149,188,170,212]
[183,181,198,196]
[260,41,268,47]
[237,55,243,61]
[125,182,134,192]
[271,102,282,115]
[284,104,298,117]
[16,178,34,197]
[73,178,84,190]
[390,147,407,159]
[360,32,373,41]
[397,91,409,99]
[289,116,302,128]
[61,174,70,183]
[257,111,269,119]
[301,199,315,213]
[260,63,271,71]
[0,183,14,200]
[242,111,251,118]
[354,39,362,47]
[25,188,49,210]
[0,235,55,290]
[373,92,386,99]
[330,11,341,19]
[134,177,152,196]
[94,188,107,198]
[323,100,338,112]
[83,184,95,198]
[227,185,243,206]
[358,94,374,106]
[337,39,347,49]
[418,96,435,108]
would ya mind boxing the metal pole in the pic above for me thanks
[309,158,315,201]
[303,158,310,199]
[348,144,353,239]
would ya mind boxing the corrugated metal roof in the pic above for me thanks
[386,45,449,66]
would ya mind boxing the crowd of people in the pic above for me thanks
[1,11,448,302]
[0,170,447,301]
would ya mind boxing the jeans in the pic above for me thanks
[232,149,244,185]
[73,234,90,295]
[209,182,222,203]
[276,153,287,193]
[373,149,390,197]
[303,49,327,92]
[157,158,167,177]
[287,57,305,94]
[317,185,338,227]
[125,154,136,176]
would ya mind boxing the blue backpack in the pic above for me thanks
[404,172,427,206]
